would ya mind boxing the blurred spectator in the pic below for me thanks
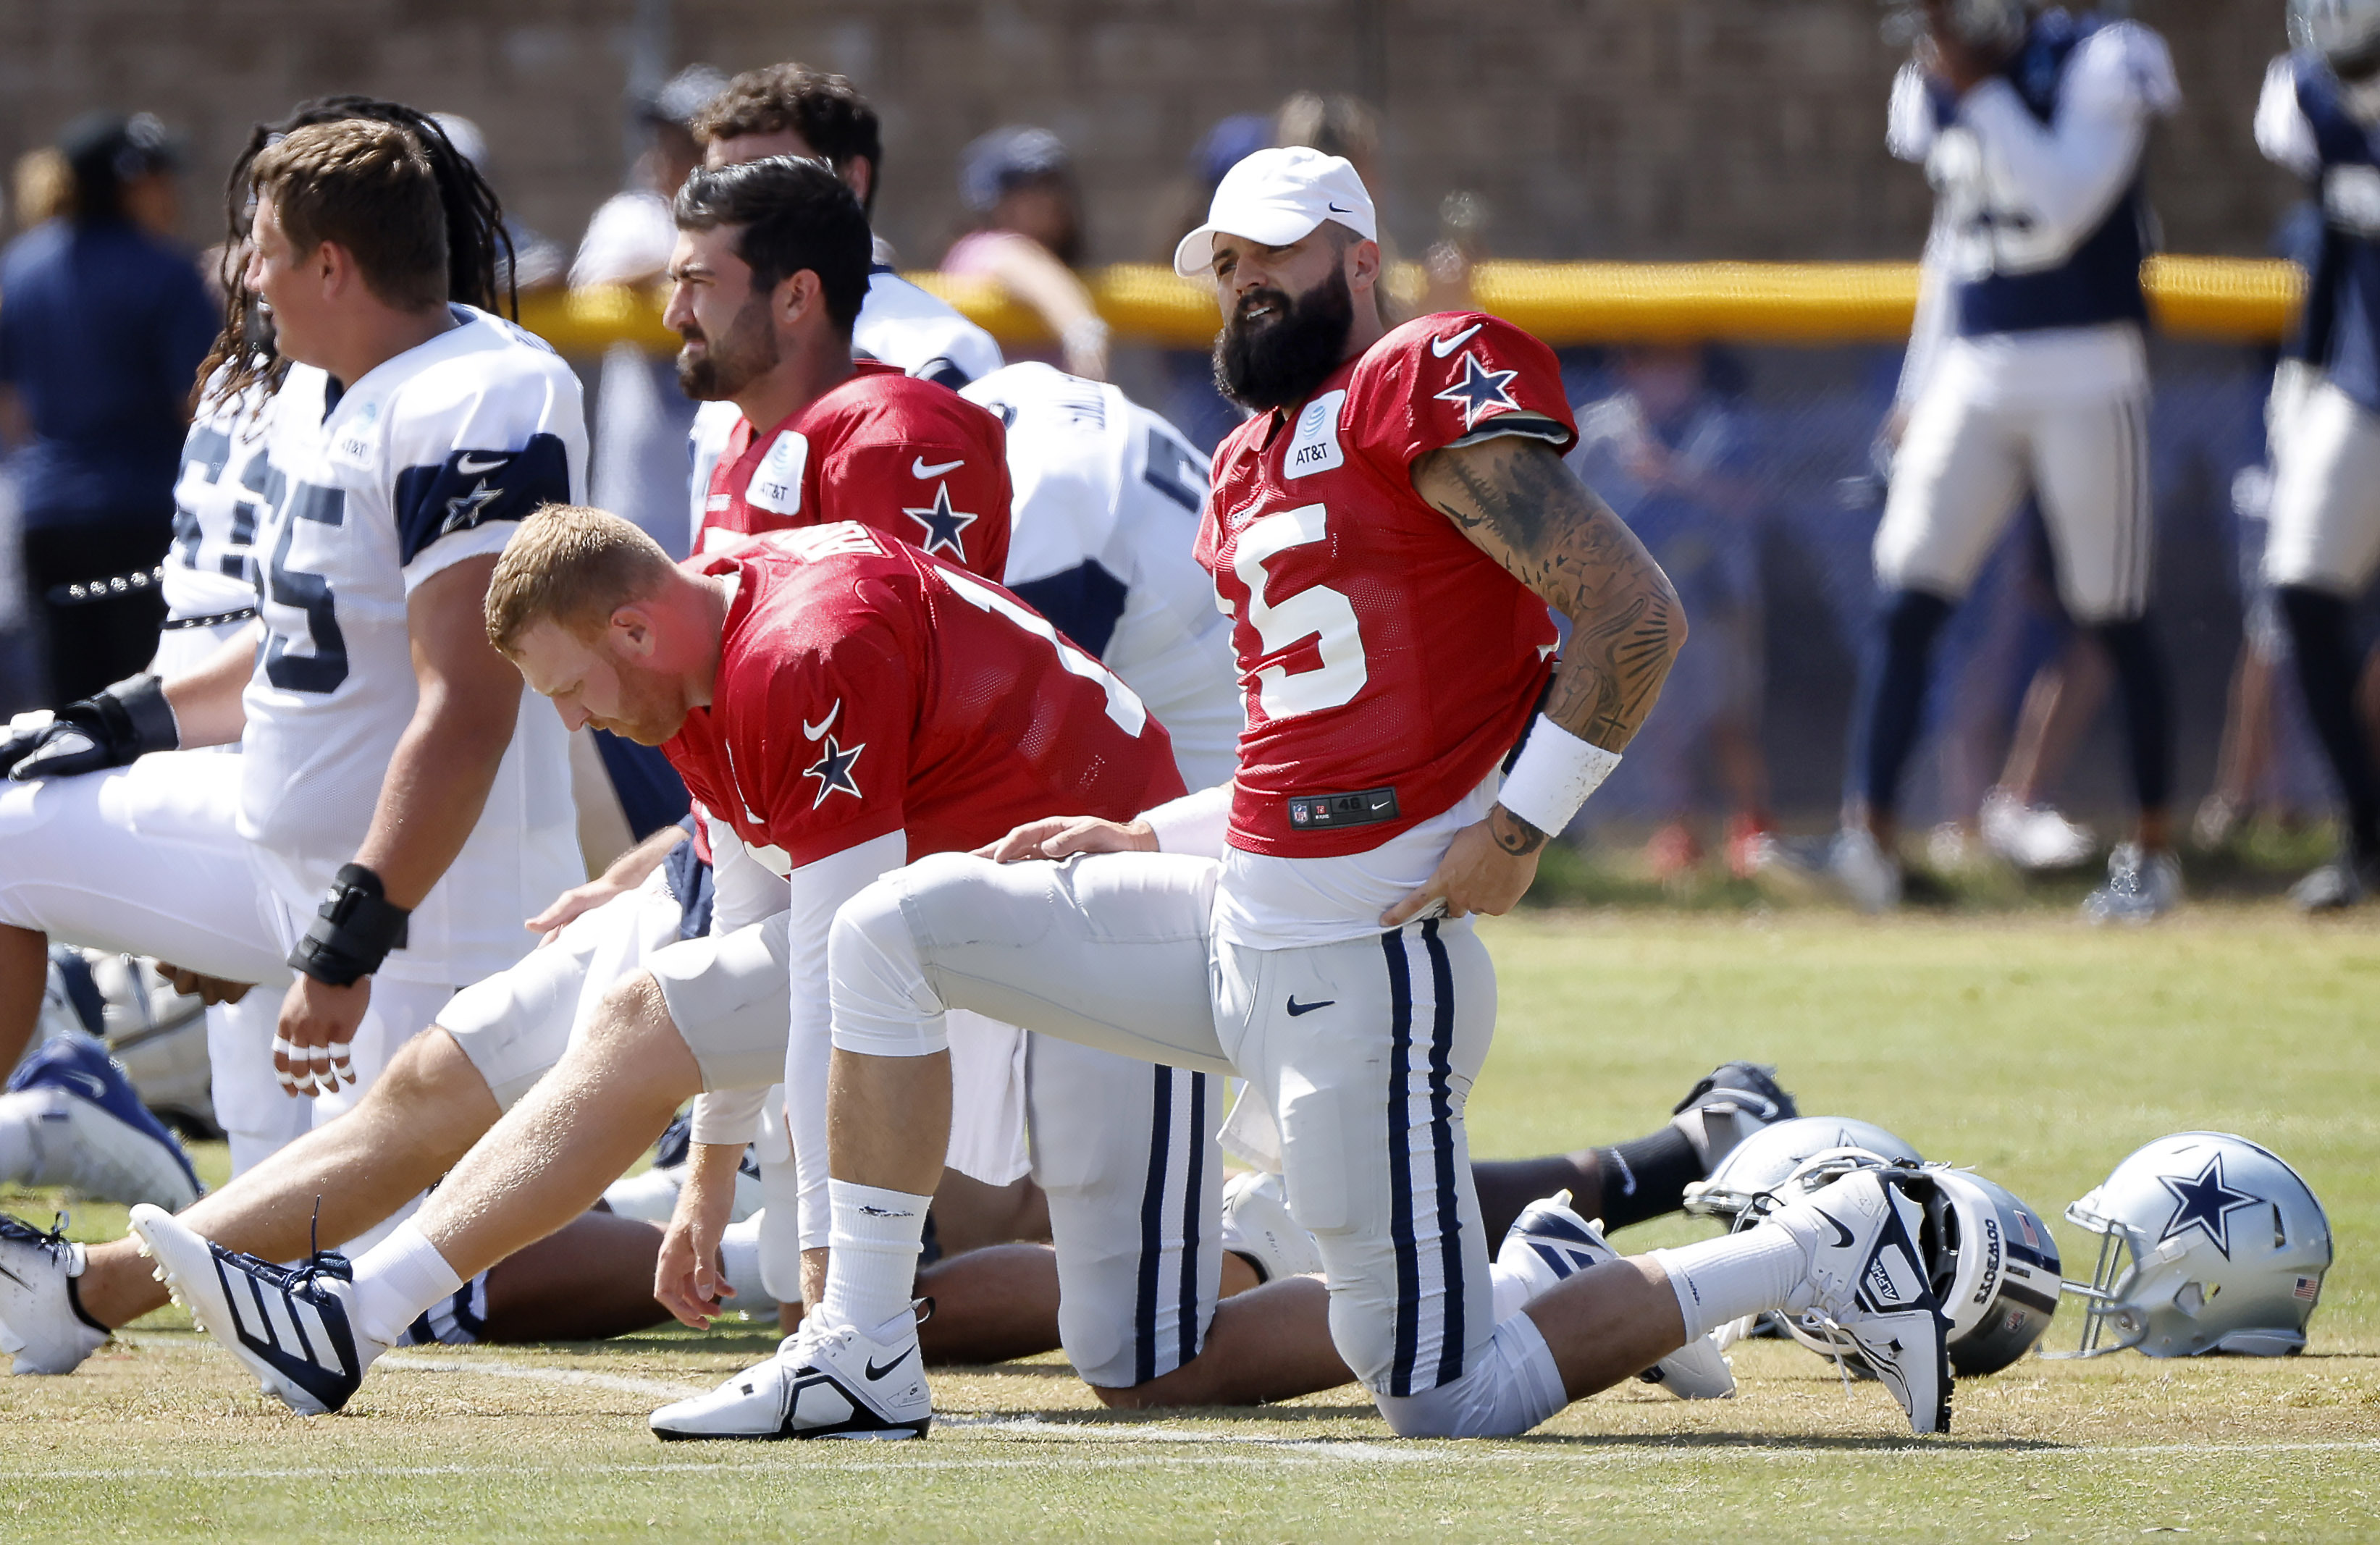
[432,112,567,295]
[1155,113,1272,452]
[1568,346,1774,877]
[1275,91,1379,190]
[0,112,215,705]
[10,148,73,230]
[571,64,726,557]
[944,126,1108,379]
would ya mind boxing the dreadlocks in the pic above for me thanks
[196,96,516,408]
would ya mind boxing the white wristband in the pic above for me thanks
[1496,716,1621,838]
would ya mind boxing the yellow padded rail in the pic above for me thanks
[516,256,2303,355]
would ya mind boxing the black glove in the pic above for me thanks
[0,674,180,781]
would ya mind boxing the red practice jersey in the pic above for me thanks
[1198,311,1576,857]
[700,360,1012,582]
[665,523,1185,872]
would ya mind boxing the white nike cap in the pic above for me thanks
[1172,146,1378,279]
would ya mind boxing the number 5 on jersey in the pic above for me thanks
[1229,503,1367,720]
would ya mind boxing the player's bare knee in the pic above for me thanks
[369,1027,500,1148]
[582,970,704,1094]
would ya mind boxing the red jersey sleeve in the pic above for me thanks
[716,586,919,870]
[1346,312,1577,473]
[817,429,1012,581]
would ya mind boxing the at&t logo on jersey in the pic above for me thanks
[1284,390,1347,479]
[747,430,810,516]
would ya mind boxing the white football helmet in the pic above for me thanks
[2293,0,2380,72]
[1683,1115,1923,1223]
[1923,1169,2062,1375]
[2056,1132,2331,1359]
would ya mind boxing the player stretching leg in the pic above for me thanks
[662,148,1953,1441]
[1833,0,2181,918]
[0,111,581,1197]
[2256,0,2380,909]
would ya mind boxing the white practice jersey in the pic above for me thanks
[166,375,271,623]
[962,362,1241,789]
[686,267,1004,544]
[238,306,585,985]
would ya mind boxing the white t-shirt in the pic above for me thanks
[962,363,1242,790]
[165,376,271,622]
[238,307,585,984]
[686,269,1006,543]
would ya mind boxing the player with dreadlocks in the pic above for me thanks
[0,96,586,1298]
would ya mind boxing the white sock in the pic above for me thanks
[719,1214,774,1308]
[816,1179,930,1336]
[350,1222,465,1348]
[1649,1220,1809,1342]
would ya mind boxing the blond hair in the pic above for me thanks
[485,505,678,652]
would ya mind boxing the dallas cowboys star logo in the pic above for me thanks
[802,733,866,809]
[902,481,977,560]
[1432,350,1521,432]
[440,479,505,536]
[2156,1153,2261,1260]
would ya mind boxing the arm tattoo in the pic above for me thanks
[1489,805,1548,856]
[1415,435,1684,754]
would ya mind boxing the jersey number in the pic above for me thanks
[261,477,350,694]
[941,568,1148,738]
[1229,503,1367,720]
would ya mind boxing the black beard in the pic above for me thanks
[1213,266,1355,413]
[674,291,780,400]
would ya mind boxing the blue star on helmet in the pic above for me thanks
[440,479,505,536]
[902,481,978,560]
[802,733,866,809]
[1432,350,1522,432]
[2156,1153,2261,1260]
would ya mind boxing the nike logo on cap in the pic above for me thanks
[1429,324,1484,358]
[455,452,510,475]
[1327,202,1354,214]
[911,456,964,480]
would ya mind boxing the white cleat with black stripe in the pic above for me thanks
[127,1203,385,1415]
[1773,1169,1953,1435]
[1494,1192,1736,1399]
[649,1313,930,1441]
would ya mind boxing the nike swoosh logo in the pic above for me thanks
[455,452,509,475]
[911,456,964,480]
[0,1263,28,1289]
[1429,324,1484,358]
[865,1347,914,1381]
[1326,202,1354,214]
[1285,996,1334,1016]
[1814,1208,1856,1250]
[57,1071,108,1101]
[803,700,841,741]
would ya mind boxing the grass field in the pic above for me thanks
[4,903,2379,1542]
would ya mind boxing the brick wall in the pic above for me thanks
[0,1,2305,273]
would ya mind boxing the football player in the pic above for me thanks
[740,148,1954,1441]
[1838,0,2182,918]
[133,505,1188,1417]
[2254,0,2380,908]
[682,64,1004,535]
[0,110,581,1177]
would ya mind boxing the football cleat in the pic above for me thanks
[128,1204,384,1416]
[1495,1192,1734,1399]
[2289,853,2377,913]
[2081,843,2183,924]
[1219,1170,1321,1283]
[0,1212,108,1375]
[1980,787,2095,870]
[649,1312,931,1441]
[1828,828,1902,913]
[1670,1061,1798,1171]
[0,1036,201,1209]
[1773,1169,1952,1435]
